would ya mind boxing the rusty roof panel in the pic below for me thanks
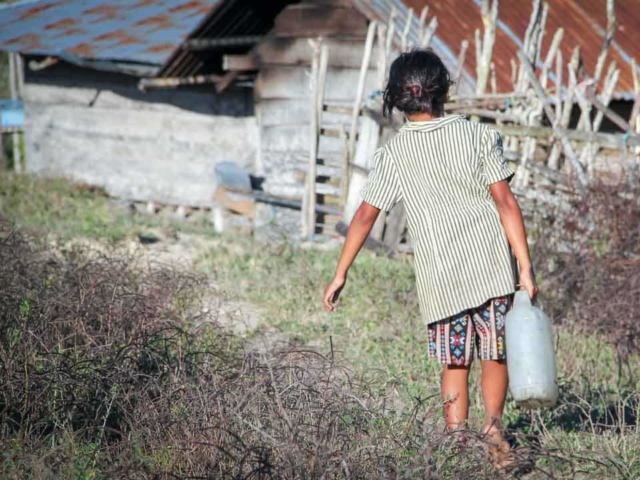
[361,0,639,99]
[0,0,222,74]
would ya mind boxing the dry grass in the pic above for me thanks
[1,175,639,478]
[0,221,524,479]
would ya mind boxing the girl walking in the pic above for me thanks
[322,50,538,462]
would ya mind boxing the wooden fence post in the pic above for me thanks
[348,21,377,163]
[453,40,469,96]
[400,8,413,52]
[0,136,4,173]
[548,46,580,170]
[301,40,322,238]
[8,53,21,174]
[476,0,498,95]
[418,7,429,45]
[517,50,587,187]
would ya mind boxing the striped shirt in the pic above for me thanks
[361,115,516,324]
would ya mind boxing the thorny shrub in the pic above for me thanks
[0,219,568,479]
[531,182,640,360]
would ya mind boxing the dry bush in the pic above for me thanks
[3,220,558,479]
[532,182,640,359]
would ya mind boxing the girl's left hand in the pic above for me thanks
[323,276,346,312]
[518,266,539,301]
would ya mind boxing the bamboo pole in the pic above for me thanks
[452,92,530,101]
[496,125,640,149]
[447,100,512,110]
[554,50,563,119]
[490,63,497,94]
[453,40,469,96]
[183,35,264,50]
[365,105,640,150]
[593,0,617,84]
[517,50,587,187]
[316,44,329,129]
[630,58,640,131]
[302,41,322,238]
[453,108,521,123]
[517,0,543,92]
[535,2,549,65]
[400,7,413,52]
[139,74,224,90]
[590,70,623,131]
[576,83,594,133]
[548,46,580,170]
[0,133,4,174]
[581,70,626,173]
[514,1,547,186]
[340,126,349,207]
[385,8,397,58]
[632,61,640,174]
[476,0,498,95]
[418,7,429,45]
[629,91,640,131]
[15,54,25,97]
[577,0,617,172]
[577,62,616,131]
[16,54,25,171]
[421,17,437,49]
[376,23,388,88]
[516,138,536,187]
[8,53,21,174]
[540,28,564,89]
[349,21,377,163]
[474,29,482,81]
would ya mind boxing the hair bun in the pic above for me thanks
[383,49,452,118]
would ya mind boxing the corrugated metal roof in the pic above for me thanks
[353,0,477,96]
[0,0,222,75]
[360,0,639,99]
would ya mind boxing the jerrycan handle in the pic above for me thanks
[513,290,532,308]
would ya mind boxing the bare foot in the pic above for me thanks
[482,425,515,470]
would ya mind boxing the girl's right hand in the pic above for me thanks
[518,265,539,301]
[323,276,346,312]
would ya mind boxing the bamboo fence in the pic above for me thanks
[304,0,640,249]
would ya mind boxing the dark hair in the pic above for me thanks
[383,49,453,118]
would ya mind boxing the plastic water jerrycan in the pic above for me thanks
[505,291,559,409]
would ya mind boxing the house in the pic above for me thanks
[0,0,293,208]
[0,0,637,238]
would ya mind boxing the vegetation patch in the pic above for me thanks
[1,176,639,478]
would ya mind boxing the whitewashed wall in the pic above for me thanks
[24,66,258,207]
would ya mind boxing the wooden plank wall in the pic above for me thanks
[254,1,379,216]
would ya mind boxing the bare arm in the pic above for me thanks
[489,180,539,299]
[323,201,381,312]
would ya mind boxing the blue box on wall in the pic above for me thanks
[0,99,24,131]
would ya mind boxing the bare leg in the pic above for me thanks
[480,359,513,468]
[480,359,508,434]
[441,364,471,431]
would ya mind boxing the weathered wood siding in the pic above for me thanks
[24,64,258,207]
[254,2,379,210]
